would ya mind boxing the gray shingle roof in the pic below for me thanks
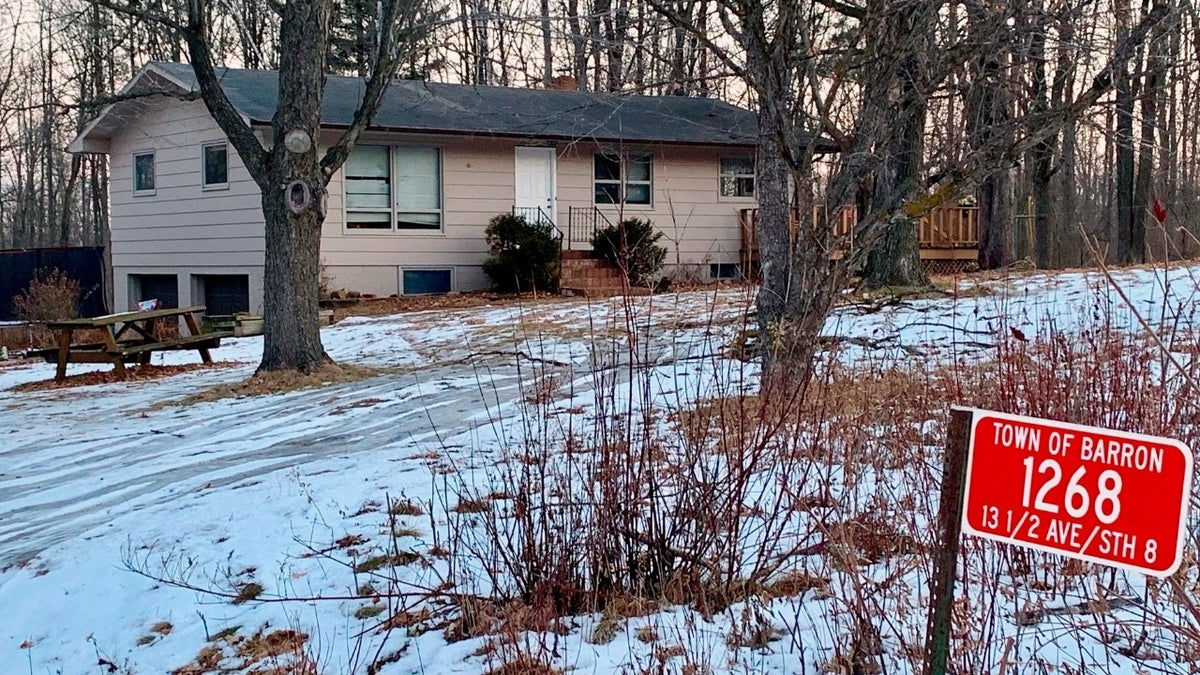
[151,62,757,147]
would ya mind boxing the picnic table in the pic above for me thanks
[39,305,231,382]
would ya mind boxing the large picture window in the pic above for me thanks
[593,153,652,206]
[719,156,755,198]
[345,145,442,231]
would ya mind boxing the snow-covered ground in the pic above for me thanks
[2,266,1199,674]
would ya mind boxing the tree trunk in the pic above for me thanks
[1028,4,1054,269]
[259,185,328,372]
[257,0,333,373]
[1132,0,1165,262]
[978,169,1012,269]
[859,2,930,289]
[754,106,794,366]
[540,0,553,86]
[1112,0,1135,262]
[966,1,1013,270]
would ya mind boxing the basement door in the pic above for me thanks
[514,147,557,228]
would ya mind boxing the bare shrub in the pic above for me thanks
[11,268,82,347]
[12,268,82,323]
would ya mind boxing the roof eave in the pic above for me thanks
[68,63,255,154]
[68,136,111,153]
[315,122,759,147]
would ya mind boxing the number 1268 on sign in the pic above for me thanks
[960,410,1193,577]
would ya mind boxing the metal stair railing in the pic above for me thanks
[565,206,613,250]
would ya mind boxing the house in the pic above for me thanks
[69,63,761,314]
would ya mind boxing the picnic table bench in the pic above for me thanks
[37,305,232,382]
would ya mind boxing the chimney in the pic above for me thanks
[549,75,577,91]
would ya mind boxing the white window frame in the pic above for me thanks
[593,152,653,207]
[344,144,444,234]
[132,150,156,196]
[202,142,229,190]
[719,155,755,200]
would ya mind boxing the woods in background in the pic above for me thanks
[0,0,1197,271]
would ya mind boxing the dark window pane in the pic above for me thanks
[202,275,250,315]
[625,183,651,204]
[396,212,442,229]
[736,176,755,197]
[134,153,155,191]
[720,157,754,175]
[402,269,452,294]
[594,183,621,204]
[134,274,178,309]
[594,154,621,181]
[709,263,741,279]
[347,212,392,229]
[203,144,228,185]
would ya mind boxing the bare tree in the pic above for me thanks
[90,0,432,373]
[657,0,1178,375]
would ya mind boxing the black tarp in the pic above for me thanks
[0,247,108,320]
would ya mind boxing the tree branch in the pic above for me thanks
[179,0,270,183]
[321,0,431,178]
[838,0,1178,270]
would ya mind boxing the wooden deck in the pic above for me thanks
[740,205,980,273]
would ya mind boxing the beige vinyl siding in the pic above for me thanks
[556,144,747,270]
[323,135,749,294]
[106,98,750,305]
[322,135,522,295]
[108,98,265,311]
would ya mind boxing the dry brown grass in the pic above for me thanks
[388,498,424,516]
[231,581,264,604]
[483,653,564,675]
[351,551,421,573]
[12,362,239,392]
[173,627,314,675]
[326,289,564,322]
[166,363,383,407]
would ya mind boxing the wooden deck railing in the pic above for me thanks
[740,204,980,262]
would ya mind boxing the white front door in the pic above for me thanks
[514,146,556,227]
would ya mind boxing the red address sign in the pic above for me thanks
[960,408,1194,577]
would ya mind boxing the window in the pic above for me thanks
[345,145,442,231]
[203,143,228,188]
[720,157,755,198]
[133,151,155,194]
[131,274,178,310]
[709,263,741,279]
[402,269,452,295]
[199,275,250,315]
[594,153,652,205]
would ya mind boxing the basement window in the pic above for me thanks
[402,269,452,295]
[710,263,741,279]
[131,274,179,310]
